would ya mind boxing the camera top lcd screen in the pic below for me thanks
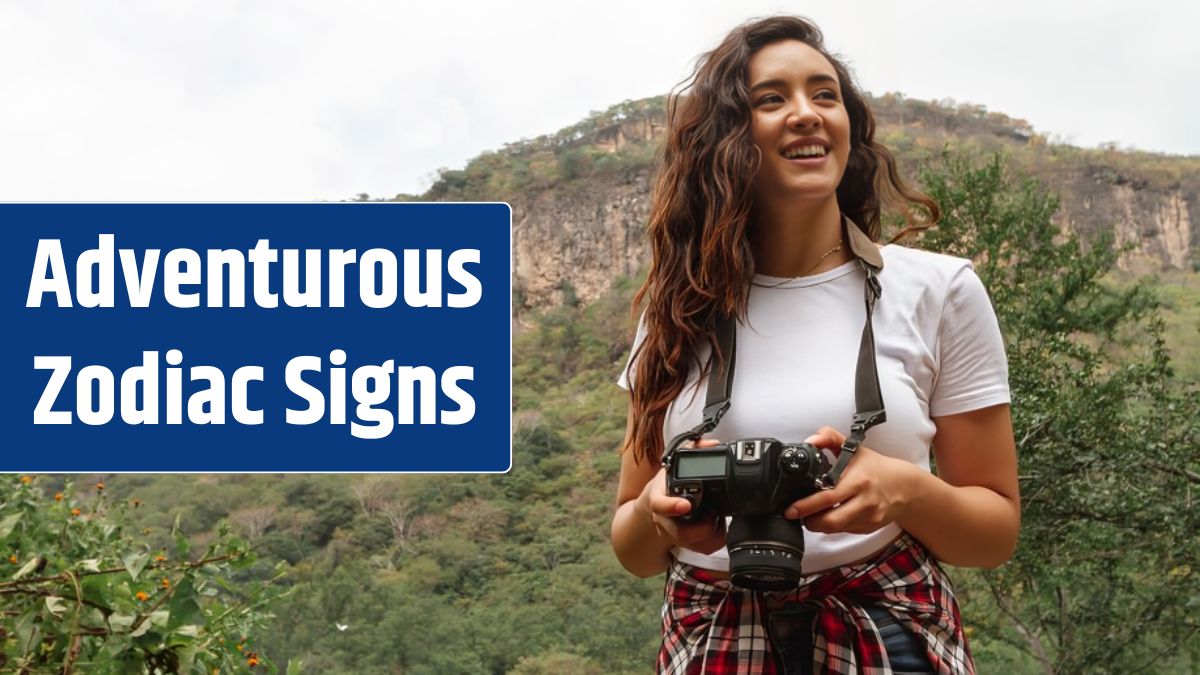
[675,453,726,479]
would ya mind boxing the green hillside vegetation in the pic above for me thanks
[423,98,665,202]
[1145,269,1200,382]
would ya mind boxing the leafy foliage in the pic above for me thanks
[915,154,1200,673]
[0,476,290,674]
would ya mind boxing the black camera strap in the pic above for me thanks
[820,260,886,488]
[661,317,735,465]
[662,256,885,490]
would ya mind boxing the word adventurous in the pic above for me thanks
[27,234,482,309]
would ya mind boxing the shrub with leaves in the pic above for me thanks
[1,475,293,674]
[916,153,1200,673]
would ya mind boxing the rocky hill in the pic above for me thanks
[413,95,1199,317]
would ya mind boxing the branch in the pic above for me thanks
[1045,509,1149,534]
[0,588,111,614]
[1114,619,1197,672]
[128,575,179,635]
[987,577,1054,675]
[62,570,84,675]
[1056,585,1069,666]
[193,574,291,655]
[1017,419,1051,450]
[1145,461,1200,485]
[1102,599,1184,667]
[0,553,240,589]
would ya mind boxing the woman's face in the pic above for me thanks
[747,39,851,207]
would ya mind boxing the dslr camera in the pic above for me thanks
[666,438,832,591]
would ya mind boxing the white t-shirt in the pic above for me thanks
[618,244,1010,573]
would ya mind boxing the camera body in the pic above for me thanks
[666,438,832,590]
[668,438,832,519]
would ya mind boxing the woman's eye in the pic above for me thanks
[755,94,784,106]
[815,90,839,101]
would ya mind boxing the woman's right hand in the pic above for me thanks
[636,440,727,554]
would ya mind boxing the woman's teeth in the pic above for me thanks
[784,145,827,159]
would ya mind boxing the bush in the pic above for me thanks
[0,475,291,673]
[917,154,1200,673]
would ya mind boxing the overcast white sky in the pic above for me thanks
[1,1,1195,201]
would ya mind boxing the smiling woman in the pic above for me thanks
[610,15,1018,675]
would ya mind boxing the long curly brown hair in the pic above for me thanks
[625,16,940,466]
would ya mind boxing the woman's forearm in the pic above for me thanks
[896,466,1020,568]
[793,412,1020,569]
[610,498,675,577]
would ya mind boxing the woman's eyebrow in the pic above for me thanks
[750,73,838,92]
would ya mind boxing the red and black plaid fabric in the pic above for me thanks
[657,534,974,674]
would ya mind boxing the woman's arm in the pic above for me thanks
[611,401,727,577]
[786,403,1020,568]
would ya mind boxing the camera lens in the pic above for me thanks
[726,516,806,591]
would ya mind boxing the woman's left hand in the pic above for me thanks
[783,426,924,534]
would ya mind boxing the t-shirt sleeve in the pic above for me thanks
[929,263,1011,417]
[616,313,648,391]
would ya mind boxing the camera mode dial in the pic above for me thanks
[779,444,817,474]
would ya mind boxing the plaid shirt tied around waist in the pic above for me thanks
[657,534,975,675]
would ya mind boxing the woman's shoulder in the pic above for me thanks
[876,244,992,317]
[880,243,972,270]
[879,244,976,288]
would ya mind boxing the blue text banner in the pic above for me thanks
[2,203,511,472]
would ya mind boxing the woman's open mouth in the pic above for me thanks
[781,141,829,165]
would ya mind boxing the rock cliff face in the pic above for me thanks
[512,171,652,314]
[501,104,1197,316]
[1058,180,1196,273]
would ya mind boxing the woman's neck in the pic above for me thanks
[750,197,850,277]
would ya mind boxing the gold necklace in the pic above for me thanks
[753,239,844,288]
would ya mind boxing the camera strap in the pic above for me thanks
[661,255,886,489]
[820,260,886,489]
[661,314,736,469]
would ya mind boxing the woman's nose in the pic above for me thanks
[786,100,821,129]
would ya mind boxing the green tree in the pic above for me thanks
[916,154,1200,673]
